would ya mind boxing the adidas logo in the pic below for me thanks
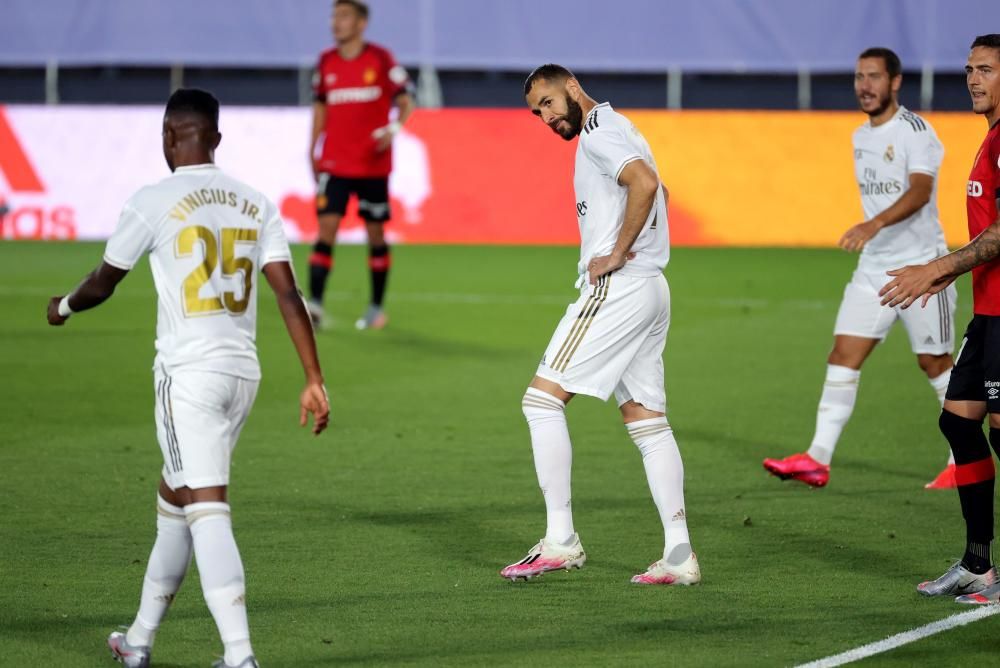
[671,508,686,521]
[924,336,935,345]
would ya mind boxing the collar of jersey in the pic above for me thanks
[865,105,907,133]
[174,163,219,172]
[585,102,611,123]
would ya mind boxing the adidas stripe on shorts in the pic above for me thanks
[536,272,669,413]
[154,367,259,490]
[834,266,957,355]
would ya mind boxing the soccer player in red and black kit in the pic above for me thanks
[880,34,1000,603]
[308,0,413,329]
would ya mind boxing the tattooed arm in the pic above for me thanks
[938,209,1000,275]
[879,197,1000,308]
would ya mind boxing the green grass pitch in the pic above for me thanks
[2,242,998,666]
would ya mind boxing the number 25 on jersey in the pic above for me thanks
[176,225,257,317]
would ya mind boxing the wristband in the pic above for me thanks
[372,121,402,139]
[58,296,74,317]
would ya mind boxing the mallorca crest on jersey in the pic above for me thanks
[883,144,895,163]
[363,68,377,84]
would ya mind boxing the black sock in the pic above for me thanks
[939,410,995,572]
[309,242,333,303]
[967,427,1000,573]
[964,541,993,574]
[368,245,390,307]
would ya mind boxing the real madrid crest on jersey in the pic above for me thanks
[364,68,377,84]
[883,144,894,163]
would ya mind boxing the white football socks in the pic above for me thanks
[126,496,192,648]
[522,388,575,544]
[806,365,861,466]
[186,502,253,667]
[626,417,692,563]
[930,368,956,465]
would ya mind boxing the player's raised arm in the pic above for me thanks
[839,172,934,252]
[47,262,129,326]
[262,260,330,435]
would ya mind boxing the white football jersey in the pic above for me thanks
[103,164,292,379]
[852,106,946,271]
[574,103,668,280]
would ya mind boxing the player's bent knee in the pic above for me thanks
[158,478,185,507]
[317,214,342,243]
[939,410,989,457]
[187,485,228,505]
[917,354,952,377]
[366,224,386,246]
[528,376,573,403]
[827,349,864,369]
[620,400,665,424]
[522,387,565,423]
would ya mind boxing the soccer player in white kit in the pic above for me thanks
[763,48,957,489]
[46,89,330,668]
[500,65,700,586]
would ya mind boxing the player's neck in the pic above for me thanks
[337,38,365,60]
[868,101,899,128]
[579,95,600,119]
[172,153,214,170]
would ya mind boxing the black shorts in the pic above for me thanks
[316,173,390,223]
[946,315,1000,412]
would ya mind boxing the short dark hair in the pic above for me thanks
[523,64,575,97]
[165,88,220,130]
[335,0,369,19]
[971,34,1000,55]
[858,47,902,79]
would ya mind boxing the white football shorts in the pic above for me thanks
[536,273,669,412]
[833,267,957,355]
[154,367,259,490]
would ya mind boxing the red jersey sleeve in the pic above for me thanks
[375,45,409,99]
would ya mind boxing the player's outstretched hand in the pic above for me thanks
[839,220,882,253]
[587,252,636,285]
[879,264,954,309]
[47,296,68,326]
[300,381,330,435]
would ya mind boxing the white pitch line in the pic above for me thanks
[796,605,1000,668]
